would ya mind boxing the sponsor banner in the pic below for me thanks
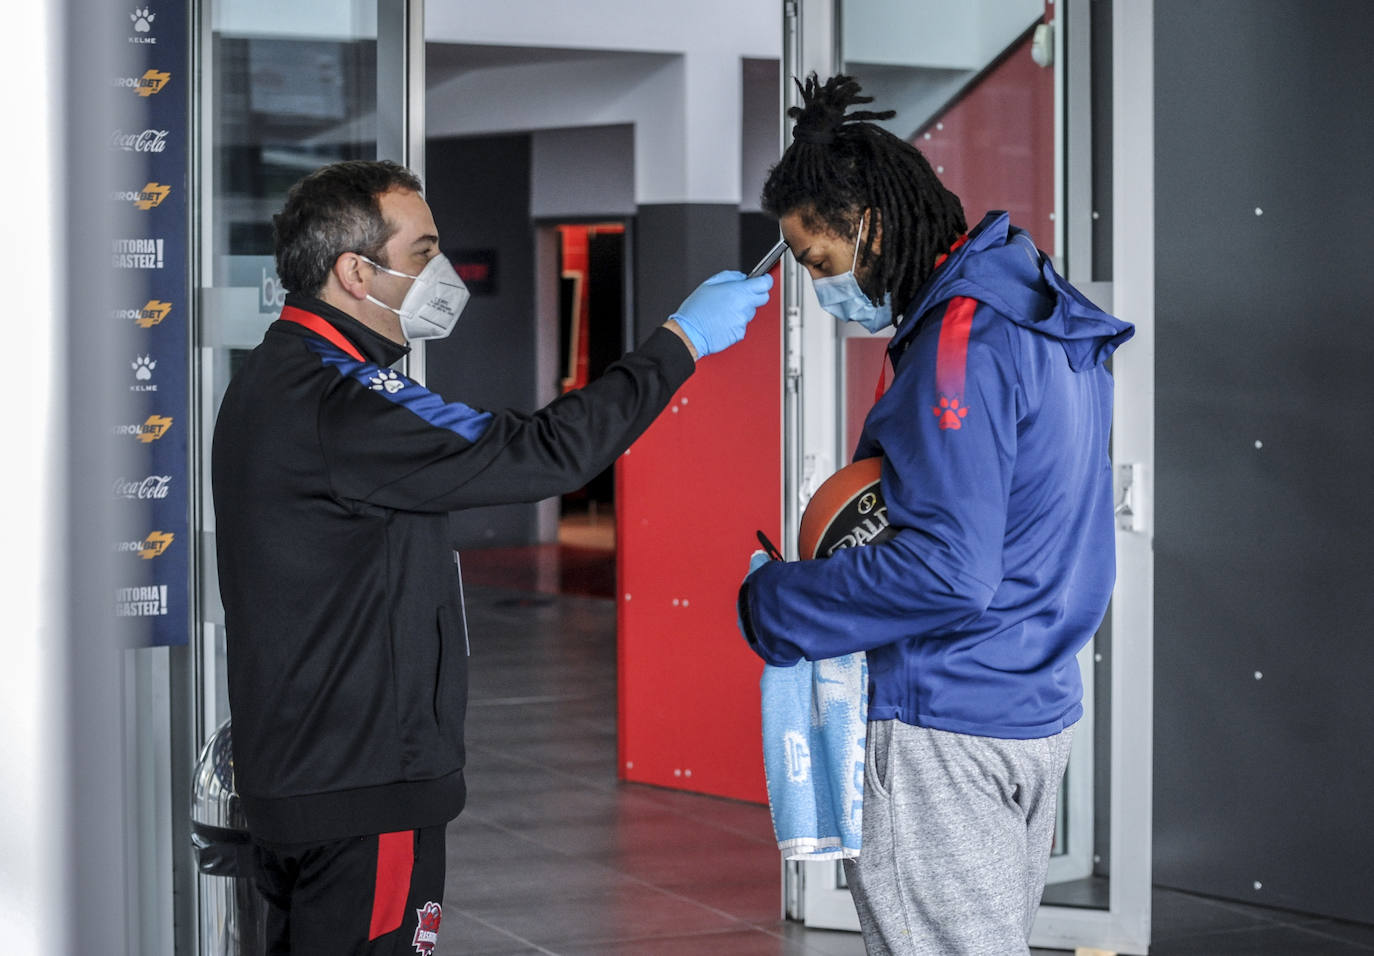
[108,2,189,646]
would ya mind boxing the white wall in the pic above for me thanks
[530,125,636,219]
[425,0,779,59]
[425,53,701,204]
[0,3,65,947]
[425,0,781,205]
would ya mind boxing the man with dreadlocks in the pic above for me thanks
[737,74,1134,955]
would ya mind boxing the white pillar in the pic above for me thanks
[0,1,67,951]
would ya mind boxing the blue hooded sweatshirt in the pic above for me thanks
[741,212,1134,739]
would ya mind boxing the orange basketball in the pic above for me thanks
[797,457,897,560]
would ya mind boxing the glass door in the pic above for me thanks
[780,1,1152,952]
[190,1,421,945]
[194,0,421,745]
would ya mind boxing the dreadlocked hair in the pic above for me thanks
[761,73,966,316]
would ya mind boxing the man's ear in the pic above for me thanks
[332,252,371,301]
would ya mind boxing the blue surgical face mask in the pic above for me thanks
[812,212,892,333]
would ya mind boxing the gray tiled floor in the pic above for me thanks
[443,584,1374,954]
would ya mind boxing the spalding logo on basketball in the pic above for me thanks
[797,457,898,560]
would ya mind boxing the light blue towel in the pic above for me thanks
[760,652,867,860]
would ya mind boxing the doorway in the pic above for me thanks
[555,223,626,577]
[543,220,630,599]
[453,219,630,601]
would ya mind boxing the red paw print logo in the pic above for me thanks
[933,395,969,430]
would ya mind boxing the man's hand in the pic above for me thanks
[667,271,774,359]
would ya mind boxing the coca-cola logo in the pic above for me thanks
[114,475,172,500]
[111,129,169,153]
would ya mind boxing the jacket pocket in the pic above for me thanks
[433,606,468,754]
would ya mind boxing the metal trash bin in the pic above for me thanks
[191,719,267,956]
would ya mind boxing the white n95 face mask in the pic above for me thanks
[361,252,471,342]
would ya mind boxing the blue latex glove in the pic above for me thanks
[745,550,771,578]
[671,270,774,358]
[737,549,773,644]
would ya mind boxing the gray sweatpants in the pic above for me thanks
[841,720,1075,956]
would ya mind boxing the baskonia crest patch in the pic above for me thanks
[412,901,441,954]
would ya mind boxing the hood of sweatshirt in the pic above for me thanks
[893,211,1134,372]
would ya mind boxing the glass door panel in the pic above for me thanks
[196,0,402,748]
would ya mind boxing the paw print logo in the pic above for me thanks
[132,355,157,381]
[933,395,969,430]
[130,7,155,32]
[369,369,405,394]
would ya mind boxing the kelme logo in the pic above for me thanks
[129,7,157,44]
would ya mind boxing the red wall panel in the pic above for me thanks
[616,277,781,804]
[844,337,890,462]
[918,25,1056,256]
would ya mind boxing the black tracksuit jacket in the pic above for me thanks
[212,293,694,844]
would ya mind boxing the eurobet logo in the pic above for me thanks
[113,300,172,329]
[115,69,171,97]
[116,531,175,560]
[114,415,173,444]
[137,69,170,96]
[131,183,171,211]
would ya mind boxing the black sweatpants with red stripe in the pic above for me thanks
[252,824,447,955]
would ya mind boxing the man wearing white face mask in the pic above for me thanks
[211,159,771,954]
[357,249,471,342]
